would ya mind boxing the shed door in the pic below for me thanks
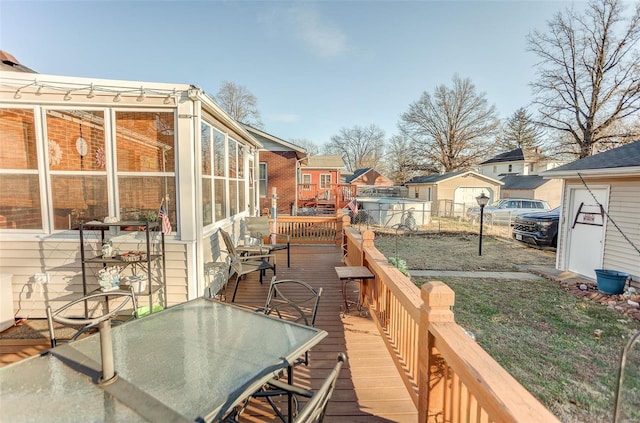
[565,186,608,279]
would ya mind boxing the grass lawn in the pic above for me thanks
[412,276,640,423]
[374,231,639,423]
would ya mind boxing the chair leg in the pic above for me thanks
[231,275,241,302]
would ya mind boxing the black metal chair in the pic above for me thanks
[258,353,346,423]
[46,287,137,348]
[249,277,323,421]
[257,277,323,366]
[219,228,276,302]
[244,216,291,267]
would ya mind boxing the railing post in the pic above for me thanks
[418,282,455,423]
[361,230,374,266]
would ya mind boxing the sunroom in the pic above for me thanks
[0,70,261,319]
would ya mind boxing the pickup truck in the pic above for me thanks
[512,207,560,248]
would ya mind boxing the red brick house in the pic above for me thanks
[242,125,307,216]
[299,155,353,212]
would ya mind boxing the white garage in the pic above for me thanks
[543,142,640,286]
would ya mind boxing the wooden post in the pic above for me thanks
[361,230,375,266]
[271,187,277,244]
[418,282,455,423]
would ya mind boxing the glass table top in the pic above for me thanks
[0,298,327,422]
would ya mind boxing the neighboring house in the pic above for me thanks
[242,124,307,216]
[542,141,640,285]
[347,168,403,198]
[346,168,394,187]
[479,147,564,179]
[479,148,564,207]
[500,174,562,208]
[298,155,350,211]
[0,61,263,318]
[404,170,503,217]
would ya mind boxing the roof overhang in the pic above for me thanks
[0,71,262,149]
[542,166,640,179]
[405,170,504,186]
[241,124,306,155]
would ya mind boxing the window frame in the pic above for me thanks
[259,162,268,198]
[0,106,179,234]
[319,174,332,189]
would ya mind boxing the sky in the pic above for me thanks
[0,0,583,146]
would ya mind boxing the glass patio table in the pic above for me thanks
[0,297,328,422]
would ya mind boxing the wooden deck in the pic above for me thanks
[0,245,417,422]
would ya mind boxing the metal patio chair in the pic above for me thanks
[244,216,291,267]
[257,353,346,423]
[219,228,276,302]
[46,286,137,348]
[257,277,323,366]
[249,277,323,421]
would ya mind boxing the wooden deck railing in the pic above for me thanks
[265,213,560,421]
[274,215,345,245]
[297,183,357,209]
[342,226,561,423]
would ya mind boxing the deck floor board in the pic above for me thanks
[0,245,417,422]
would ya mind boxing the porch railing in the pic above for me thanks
[274,215,344,245]
[297,183,357,209]
[343,226,561,423]
[266,213,560,421]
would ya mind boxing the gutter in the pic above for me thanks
[542,166,640,179]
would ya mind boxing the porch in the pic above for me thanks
[297,183,357,212]
[0,244,417,422]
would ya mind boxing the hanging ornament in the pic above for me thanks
[95,146,105,169]
[48,139,62,166]
[76,119,88,157]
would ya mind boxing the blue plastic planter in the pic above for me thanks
[594,269,629,295]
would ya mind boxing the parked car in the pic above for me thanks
[467,198,550,225]
[512,207,560,247]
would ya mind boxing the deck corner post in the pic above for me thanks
[362,230,375,247]
[418,281,455,422]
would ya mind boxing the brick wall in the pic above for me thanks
[260,151,297,215]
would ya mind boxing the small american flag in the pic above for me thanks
[347,198,358,214]
[159,205,172,234]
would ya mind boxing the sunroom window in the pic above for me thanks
[0,108,42,229]
[115,111,176,229]
[47,110,109,230]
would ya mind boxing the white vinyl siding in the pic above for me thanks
[602,181,640,281]
[2,240,189,318]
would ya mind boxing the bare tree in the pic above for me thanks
[290,138,320,156]
[496,107,545,152]
[214,81,263,128]
[528,0,640,159]
[398,75,500,173]
[383,135,423,184]
[324,124,385,172]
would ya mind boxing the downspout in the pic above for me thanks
[294,155,308,216]
[188,87,202,300]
